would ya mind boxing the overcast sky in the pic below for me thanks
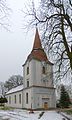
[0,0,38,82]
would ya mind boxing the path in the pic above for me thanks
[0,109,72,120]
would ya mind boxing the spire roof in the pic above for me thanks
[30,28,48,61]
[33,28,42,50]
[23,28,53,66]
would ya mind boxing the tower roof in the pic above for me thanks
[29,28,48,61]
[33,28,42,50]
[23,28,53,66]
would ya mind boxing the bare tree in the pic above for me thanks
[4,75,23,90]
[23,0,72,83]
[0,82,5,96]
[0,0,10,30]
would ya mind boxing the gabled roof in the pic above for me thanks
[6,85,23,95]
[27,49,48,62]
[23,28,53,66]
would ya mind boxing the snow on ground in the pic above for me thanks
[40,111,68,120]
[0,109,70,120]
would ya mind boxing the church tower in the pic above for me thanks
[22,28,56,109]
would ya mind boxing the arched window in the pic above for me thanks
[19,94,21,104]
[27,81,29,87]
[14,95,16,104]
[26,93,28,104]
[27,67,29,75]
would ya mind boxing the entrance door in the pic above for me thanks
[44,102,48,109]
[42,98,49,109]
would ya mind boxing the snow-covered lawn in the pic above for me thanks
[0,109,70,120]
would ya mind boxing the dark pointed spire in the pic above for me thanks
[33,28,42,50]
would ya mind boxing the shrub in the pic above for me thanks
[0,96,8,106]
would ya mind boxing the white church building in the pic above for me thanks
[6,28,56,109]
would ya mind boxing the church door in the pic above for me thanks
[44,102,48,109]
[42,98,49,109]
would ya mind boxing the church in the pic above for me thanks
[6,28,56,109]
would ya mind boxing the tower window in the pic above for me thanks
[27,67,29,74]
[26,93,28,104]
[42,66,45,74]
[27,81,29,87]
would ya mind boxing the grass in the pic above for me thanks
[0,106,13,110]
[61,108,72,115]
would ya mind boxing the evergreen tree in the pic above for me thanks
[59,85,71,108]
[0,96,8,106]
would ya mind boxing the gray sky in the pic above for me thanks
[0,0,38,82]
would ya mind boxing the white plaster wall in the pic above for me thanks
[32,60,54,87]
[23,65,25,88]
[22,58,56,109]
[30,59,41,86]
[32,87,56,109]
[46,64,54,87]
[23,61,31,88]
[23,59,41,87]
[23,60,36,88]
[51,89,56,108]
[31,60,36,85]
[32,59,54,87]
[23,59,54,88]
[6,91,23,108]
[23,88,32,109]
[35,61,42,85]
